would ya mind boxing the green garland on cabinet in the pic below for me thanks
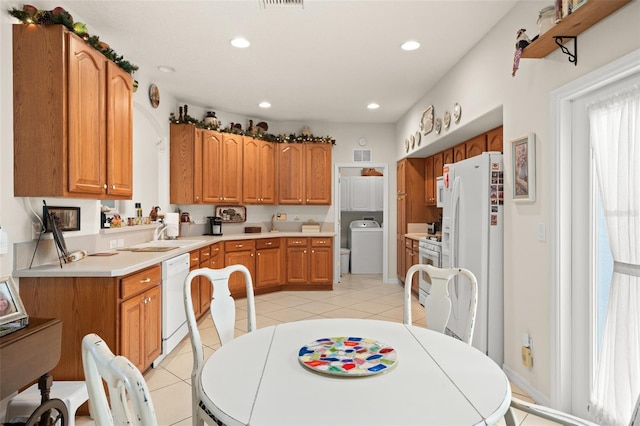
[8,5,138,74]
[169,113,336,145]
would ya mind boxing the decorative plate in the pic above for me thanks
[148,84,160,108]
[435,117,442,135]
[443,111,451,130]
[410,134,415,149]
[420,105,434,135]
[453,103,462,123]
[298,337,397,377]
[415,131,421,146]
[404,139,409,152]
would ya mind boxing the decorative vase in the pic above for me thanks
[204,111,218,127]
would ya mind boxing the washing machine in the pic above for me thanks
[348,220,383,274]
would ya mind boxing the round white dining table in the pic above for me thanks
[199,318,511,426]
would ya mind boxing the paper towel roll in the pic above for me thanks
[164,212,179,238]
[164,212,179,225]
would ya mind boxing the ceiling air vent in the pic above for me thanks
[261,0,304,8]
[353,149,372,162]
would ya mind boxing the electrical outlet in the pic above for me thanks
[117,239,125,248]
[294,216,300,221]
[32,222,43,240]
[109,239,118,249]
[277,213,287,221]
[521,346,534,367]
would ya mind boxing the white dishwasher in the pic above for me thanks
[153,252,191,367]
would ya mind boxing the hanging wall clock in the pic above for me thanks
[149,84,160,108]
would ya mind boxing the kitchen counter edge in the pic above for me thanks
[13,232,336,279]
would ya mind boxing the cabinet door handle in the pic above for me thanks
[236,244,243,248]
[266,242,272,246]
[103,184,107,189]
[257,252,260,256]
[312,249,315,253]
[140,278,151,283]
[304,250,307,254]
[251,253,254,257]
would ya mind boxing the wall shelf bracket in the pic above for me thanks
[554,36,577,66]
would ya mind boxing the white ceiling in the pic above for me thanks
[58,0,519,124]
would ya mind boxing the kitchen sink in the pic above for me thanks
[120,239,205,252]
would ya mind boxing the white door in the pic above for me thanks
[553,55,640,418]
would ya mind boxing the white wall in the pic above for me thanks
[395,0,640,400]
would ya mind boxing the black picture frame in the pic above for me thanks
[43,206,81,232]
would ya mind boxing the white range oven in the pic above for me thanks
[418,237,442,305]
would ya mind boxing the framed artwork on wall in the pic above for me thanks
[511,133,536,202]
[0,276,29,336]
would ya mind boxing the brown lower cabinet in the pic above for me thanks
[224,240,257,297]
[255,238,283,290]
[18,265,162,399]
[285,237,333,289]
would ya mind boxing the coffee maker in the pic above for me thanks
[206,216,223,236]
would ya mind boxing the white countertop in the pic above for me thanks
[13,232,335,278]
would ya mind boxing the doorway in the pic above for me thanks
[333,163,389,284]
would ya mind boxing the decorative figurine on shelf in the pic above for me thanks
[512,28,531,77]
[204,111,218,128]
[178,106,184,121]
[149,206,160,222]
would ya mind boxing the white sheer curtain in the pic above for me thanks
[588,87,640,426]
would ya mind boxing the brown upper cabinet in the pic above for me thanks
[487,126,504,152]
[278,143,332,205]
[243,137,277,204]
[13,24,133,199]
[170,126,243,204]
[465,134,487,158]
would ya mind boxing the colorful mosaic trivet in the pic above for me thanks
[298,336,397,376]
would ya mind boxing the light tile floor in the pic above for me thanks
[75,273,558,425]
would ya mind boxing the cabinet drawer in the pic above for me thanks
[224,240,255,252]
[200,246,211,263]
[412,240,419,251]
[405,238,413,249]
[287,238,308,247]
[311,238,332,248]
[120,265,161,299]
[210,243,221,256]
[256,238,280,250]
[189,250,200,268]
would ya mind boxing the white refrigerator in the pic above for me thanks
[441,152,504,366]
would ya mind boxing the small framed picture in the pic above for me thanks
[0,276,29,336]
[215,205,247,223]
[43,206,81,232]
[511,133,536,202]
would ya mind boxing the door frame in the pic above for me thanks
[333,162,389,284]
[550,49,640,412]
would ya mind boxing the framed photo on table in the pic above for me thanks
[511,133,536,202]
[0,276,29,336]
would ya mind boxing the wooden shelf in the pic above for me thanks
[521,0,631,59]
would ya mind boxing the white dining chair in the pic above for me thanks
[403,264,478,345]
[81,333,157,426]
[184,265,257,426]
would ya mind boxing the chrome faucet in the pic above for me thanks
[153,224,179,241]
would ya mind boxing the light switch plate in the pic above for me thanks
[537,223,546,242]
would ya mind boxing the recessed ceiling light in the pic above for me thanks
[157,65,175,73]
[230,37,251,48]
[367,103,380,110]
[401,40,421,51]
[259,101,271,108]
